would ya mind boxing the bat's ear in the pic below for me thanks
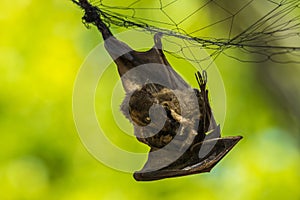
[154,33,163,49]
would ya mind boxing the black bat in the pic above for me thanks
[72,0,242,181]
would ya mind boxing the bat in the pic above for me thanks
[72,0,242,181]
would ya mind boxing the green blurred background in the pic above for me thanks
[0,0,299,199]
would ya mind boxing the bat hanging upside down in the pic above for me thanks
[73,0,242,181]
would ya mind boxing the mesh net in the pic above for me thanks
[76,0,300,67]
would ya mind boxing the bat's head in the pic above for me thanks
[128,88,155,126]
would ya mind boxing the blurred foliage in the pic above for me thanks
[0,0,299,200]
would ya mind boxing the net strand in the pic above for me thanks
[77,0,300,64]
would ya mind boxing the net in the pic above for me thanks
[74,0,300,67]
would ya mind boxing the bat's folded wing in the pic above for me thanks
[134,135,242,181]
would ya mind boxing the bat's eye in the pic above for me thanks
[145,117,151,123]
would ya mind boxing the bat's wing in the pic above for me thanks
[104,33,190,93]
[134,135,242,181]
